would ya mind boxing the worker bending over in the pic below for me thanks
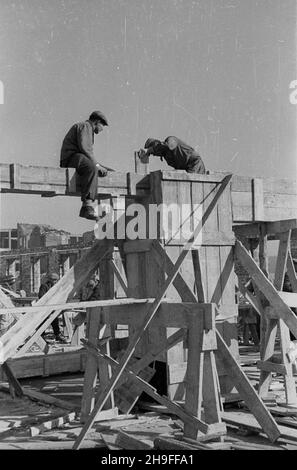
[60,110,109,221]
[140,136,206,174]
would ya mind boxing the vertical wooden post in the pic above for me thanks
[80,307,101,423]
[184,305,222,439]
[134,151,149,174]
[258,224,269,359]
[184,314,204,438]
[31,257,41,294]
[80,307,115,423]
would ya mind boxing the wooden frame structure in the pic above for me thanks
[234,220,297,407]
[0,162,297,449]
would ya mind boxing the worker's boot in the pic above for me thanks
[79,200,98,221]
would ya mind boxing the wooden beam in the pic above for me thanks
[287,251,297,292]
[14,309,63,357]
[0,383,79,410]
[236,279,264,317]
[151,240,197,302]
[266,219,297,235]
[73,174,232,449]
[252,178,264,221]
[0,297,154,316]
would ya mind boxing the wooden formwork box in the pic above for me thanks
[123,171,239,399]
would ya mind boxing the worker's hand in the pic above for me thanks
[96,164,108,177]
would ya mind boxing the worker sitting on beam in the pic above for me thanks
[139,136,206,174]
[60,111,109,221]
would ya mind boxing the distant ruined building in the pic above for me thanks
[0,223,85,297]
[17,223,72,249]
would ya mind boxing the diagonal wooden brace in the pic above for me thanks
[83,339,225,436]
[235,240,297,338]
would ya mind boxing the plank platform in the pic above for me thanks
[1,164,296,222]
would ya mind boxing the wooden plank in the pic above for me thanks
[216,331,280,442]
[167,362,187,384]
[14,309,63,357]
[252,178,264,221]
[9,164,21,189]
[267,219,297,235]
[0,349,87,380]
[73,175,233,449]
[154,436,212,450]
[159,170,228,183]
[109,259,128,296]
[222,411,297,442]
[258,320,278,397]
[184,315,204,438]
[236,279,264,317]
[257,361,288,375]
[152,241,197,302]
[0,297,155,317]
[235,240,297,338]
[202,351,223,424]
[102,302,212,329]
[30,412,76,437]
[0,383,79,410]
[264,194,297,211]
[191,250,205,302]
[116,431,153,450]
[263,178,297,196]
[287,251,297,292]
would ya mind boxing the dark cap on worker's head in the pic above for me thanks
[89,110,108,126]
[48,272,59,281]
[144,138,161,149]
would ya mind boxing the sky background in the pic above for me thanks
[0,0,296,235]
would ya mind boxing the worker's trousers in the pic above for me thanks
[63,153,98,202]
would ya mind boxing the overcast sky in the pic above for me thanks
[0,0,296,234]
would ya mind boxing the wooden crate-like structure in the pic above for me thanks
[101,171,239,398]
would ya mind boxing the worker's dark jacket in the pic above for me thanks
[151,136,206,174]
[60,120,95,167]
[38,281,54,299]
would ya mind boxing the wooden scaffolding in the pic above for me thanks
[0,163,297,448]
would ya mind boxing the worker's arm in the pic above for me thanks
[77,122,107,176]
[144,143,166,159]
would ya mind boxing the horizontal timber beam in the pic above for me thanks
[1,164,296,223]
